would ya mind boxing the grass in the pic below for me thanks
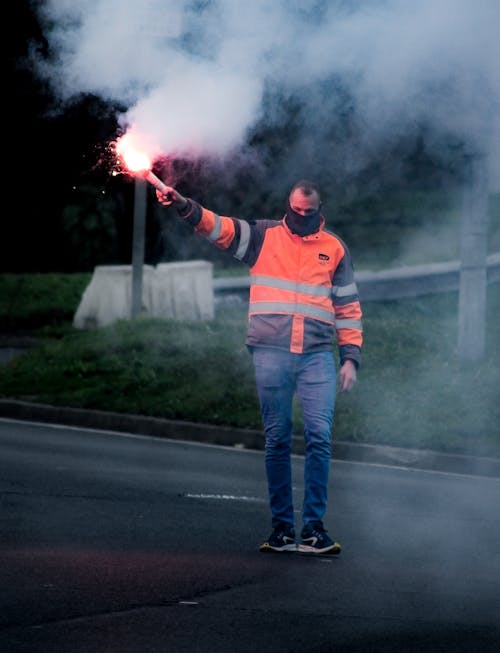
[0,273,499,458]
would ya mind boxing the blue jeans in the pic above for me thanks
[251,348,336,530]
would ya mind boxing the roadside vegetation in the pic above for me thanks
[0,273,499,458]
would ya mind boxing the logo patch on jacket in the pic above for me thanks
[318,253,330,262]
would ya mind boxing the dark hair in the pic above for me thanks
[289,179,320,199]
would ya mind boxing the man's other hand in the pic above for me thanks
[339,359,357,392]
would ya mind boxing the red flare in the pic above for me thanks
[115,132,169,193]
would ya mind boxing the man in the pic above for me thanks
[156,180,362,554]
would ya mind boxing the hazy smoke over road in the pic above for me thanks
[33,0,500,189]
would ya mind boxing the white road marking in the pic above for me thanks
[184,493,265,503]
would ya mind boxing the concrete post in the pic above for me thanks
[457,155,489,360]
[131,177,147,318]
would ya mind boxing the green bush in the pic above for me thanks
[0,273,90,333]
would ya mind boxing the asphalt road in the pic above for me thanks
[1,418,499,652]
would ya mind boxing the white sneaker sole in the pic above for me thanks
[297,543,341,554]
[259,542,297,553]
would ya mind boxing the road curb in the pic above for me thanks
[0,398,499,479]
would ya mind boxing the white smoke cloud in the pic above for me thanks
[34,0,500,188]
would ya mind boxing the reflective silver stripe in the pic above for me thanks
[251,275,331,297]
[234,220,251,260]
[332,282,358,298]
[335,318,363,330]
[249,301,335,323]
[207,213,222,243]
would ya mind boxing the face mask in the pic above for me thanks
[285,201,322,236]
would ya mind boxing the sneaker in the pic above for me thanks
[297,521,341,554]
[259,524,296,553]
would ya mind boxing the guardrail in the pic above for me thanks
[213,252,500,302]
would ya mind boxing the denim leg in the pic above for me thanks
[296,351,336,526]
[252,348,295,528]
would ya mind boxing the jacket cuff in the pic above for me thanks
[339,344,361,369]
[178,199,202,226]
[177,199,193,218]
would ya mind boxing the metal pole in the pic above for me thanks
[131,176,147,318]
[457,155,489,360]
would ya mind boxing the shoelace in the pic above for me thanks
[304,527,327,540]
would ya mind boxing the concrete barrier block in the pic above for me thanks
[73,261,214,329]
[73,265,155,329]
[152,261,214,321]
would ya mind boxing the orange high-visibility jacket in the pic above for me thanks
[180,200,363,366]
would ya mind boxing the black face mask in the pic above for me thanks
[285,201,322,236]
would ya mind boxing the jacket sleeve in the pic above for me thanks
[178,200,271,266]
[331,244,363,367]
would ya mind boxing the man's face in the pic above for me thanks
[288,189,320,216]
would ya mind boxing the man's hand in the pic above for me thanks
[156,186,188,211]
[339,359,357,392]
